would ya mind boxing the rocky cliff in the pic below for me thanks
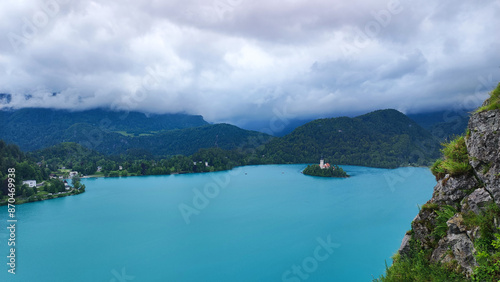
[380,84,500,281]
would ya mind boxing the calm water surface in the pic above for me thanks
[0,165,435,281]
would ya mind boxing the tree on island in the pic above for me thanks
[71,175,81,187]
[303,164,349,177]
[71,175,85,192]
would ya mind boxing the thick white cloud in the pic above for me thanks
[0,0,499,125]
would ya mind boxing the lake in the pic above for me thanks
[0,164,435,281]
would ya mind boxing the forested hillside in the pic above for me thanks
[0,108,271,156]
[0,108,208,151]
[259,109,441,168]
[28,142,255,177]
[60,123,271,156]
[0,140,49,196]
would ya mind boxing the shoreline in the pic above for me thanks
[0,189,84,206]
[2,164,431,206]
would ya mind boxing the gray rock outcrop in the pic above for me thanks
[466,109,500,204]
[397,108,500,278]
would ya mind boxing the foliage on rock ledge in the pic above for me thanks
[463,203,500,281]
[375,238,466,281]
[476,82,500,112]
[431,136,473,179]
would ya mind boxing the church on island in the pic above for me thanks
[303,156,348,178]
[319,157,332,169]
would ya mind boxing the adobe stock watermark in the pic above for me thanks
[262,105,296,136]
[281,235,340,282]
[184,0,244,22]
[7,0,68,53]
[79,66,161,151]
[233,104,296,160]
[341,0,404,57]
[177,103,296,224]
[111,66,161,121]
[178,167,242,224]
[109,267,134,282]
[383,74,499,192]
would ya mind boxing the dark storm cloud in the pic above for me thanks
[0,0,499,124]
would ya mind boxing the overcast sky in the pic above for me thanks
[0,0,499,125]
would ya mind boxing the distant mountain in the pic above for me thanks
[1,107,443,168]
[407,110,471,141]
[0,94,11,104]
[259,109,441,168]
[238,118,315,137]
[61,123,270,156]
[0,108,205,150]
[0,108,270,156]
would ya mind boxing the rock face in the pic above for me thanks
[430,214,477,275]
[397,109,500,278]
[462,188,493,215]
[432,174,478,206]
[466,109,500,204]
[410,208,438,249]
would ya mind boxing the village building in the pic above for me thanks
[22,180,37,187]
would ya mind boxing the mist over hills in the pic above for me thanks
[407,109,472,141]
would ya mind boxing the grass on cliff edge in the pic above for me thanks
[477,82,500,112]
[431,135,472,179]
[374,238,466,281]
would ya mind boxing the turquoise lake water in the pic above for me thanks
[0,164,435,282]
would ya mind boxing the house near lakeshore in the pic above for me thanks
[22,180,37,187]
[69,171,79,178]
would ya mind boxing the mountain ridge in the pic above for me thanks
[1,107,443,168]
[259,109,440,168]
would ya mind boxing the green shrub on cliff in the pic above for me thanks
[431,205,457,240]
[462,203,500,281]
[375,238,466,281]
[476,82,500,112]
[431,136,472,179]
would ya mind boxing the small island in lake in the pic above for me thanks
[303,157,349,178]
